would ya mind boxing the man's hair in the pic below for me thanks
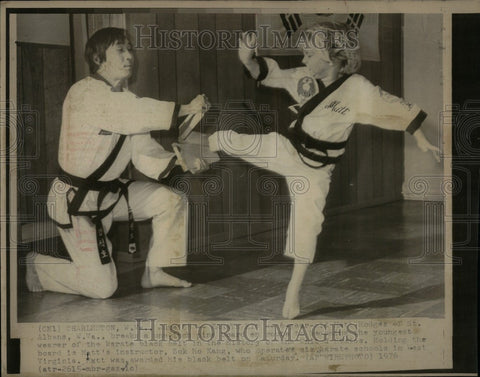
[84,27,129,74]
[303,21,361,75]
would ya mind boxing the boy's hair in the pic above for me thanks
[303,21,362,74]
[84,27,129,74]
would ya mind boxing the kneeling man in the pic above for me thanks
[26,27,208,298]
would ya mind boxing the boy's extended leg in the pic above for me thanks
[208,131,283,169]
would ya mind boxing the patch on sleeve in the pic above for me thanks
[297,76,316,99]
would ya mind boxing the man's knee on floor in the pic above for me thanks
[88,279,117,299]
[78,269,118,299]
[93,280,117,299]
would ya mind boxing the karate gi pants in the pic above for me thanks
[33,181,187,298]
[209,131,333,264]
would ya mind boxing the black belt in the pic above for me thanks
[286,128,347,168]
[60,172,125,192]
[58,169,138,265]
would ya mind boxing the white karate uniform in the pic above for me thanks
[34,75,187,298]
[209,57,426,263]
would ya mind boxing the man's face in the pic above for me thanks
[99,40,134,82]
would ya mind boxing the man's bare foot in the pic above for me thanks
[25,252,43,292]
[141,267,191,288]
[282,283,300,319]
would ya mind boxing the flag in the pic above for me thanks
[257,13,379,61]
[346,13,365,32]
[280,14,302,36]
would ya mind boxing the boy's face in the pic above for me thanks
[302,46,332,78]
[99,40,134,82]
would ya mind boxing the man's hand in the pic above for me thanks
[179,94,210,117]
[173,139,219,174]
[413,129,441,162]
[239,32,260,79]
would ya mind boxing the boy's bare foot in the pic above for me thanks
[25,252,43,292]
[282,283,300,319]
[141,267,191,289]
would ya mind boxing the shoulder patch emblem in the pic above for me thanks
[297,76,316,98]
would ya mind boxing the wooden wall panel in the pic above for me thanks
[198,14,219,104]
[175,14,201,103]
[241,14,258,103]
[17,43,72,221]
[382,14,404,204]
[126,13,160,98]
[391,15,405,195]
[365,56,386,200]
[19,43,43,220]
[155,13,177,101]
[43,48,70,176]
[215,14,245,102]
[356,115,374,204]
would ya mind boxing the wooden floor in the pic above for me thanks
[17,200,444,322]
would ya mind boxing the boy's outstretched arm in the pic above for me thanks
[239,32,260,79]
[412,129,441,162]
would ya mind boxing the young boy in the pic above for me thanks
[208,22,440,318]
